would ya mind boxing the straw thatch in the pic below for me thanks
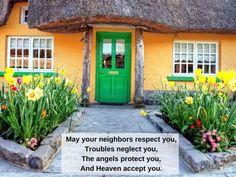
[0,0,26,26]
[2,0,236,33]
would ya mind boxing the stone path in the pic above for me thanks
[0,105,236,177]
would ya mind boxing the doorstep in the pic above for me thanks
[0,111,84,171]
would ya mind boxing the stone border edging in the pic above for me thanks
[148,112,236,172]
[0,111,84,171]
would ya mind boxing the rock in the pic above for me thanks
[183,149,214,172]
[0,138,32,168]
[208,150,236,168]
[179,135,194,157]
[28,145,54,170]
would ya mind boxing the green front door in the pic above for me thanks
[96,32,131,103]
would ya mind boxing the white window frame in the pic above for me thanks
[173,41,219,76]
[7,36,54,72]
[21,7,28,24]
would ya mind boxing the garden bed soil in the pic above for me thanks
[149,112,236,172]
[0,111,84,171]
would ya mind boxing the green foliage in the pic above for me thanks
[156,72,236,152]
[0,70,79,149]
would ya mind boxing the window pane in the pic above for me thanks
[10,59,15,68]
[181,43,187,52]
[174,64,180,73]
[204,44,209,53]
[33,39,40,48]
[188,44,194,53]
[211,44,216,53]
[46,50,52,58]
[204,54,209,63]
[181,64,187,73]
[188,64,193,73]
[175,43,180,52]
[10,49,16,57]
[102,39,112,68]
[181,54,187,63]
[23,39,29,48]
[197,65,203,69]
[46,60,52,69]
[23,60,28,68]
[47,39,52,48]
[175,54,180,62]
[23,49,29,57]
[197,44,203,53]
[204,65,209,74]
[17,49,22,57]
[40,39,46,48]
[17,39,23,48]
[40,49,45,58]
[188,54,193,63]
[10,38,16,48]
[33,49,38,58]
[33,59,38,69]
[197,54,203,63]
[210,54,216,63]
[40,59,45,69]
[16,59,22,68]
[116,39,125,69]
[211,65,216,74]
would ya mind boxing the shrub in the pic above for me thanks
[0,68,80,149]
[156,69,236,152]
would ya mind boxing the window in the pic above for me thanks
[173,41,218,75]
[8,37,54,72]
[21,7,28,24]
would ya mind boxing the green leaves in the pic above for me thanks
[0,74,79,146]
[156,82,236,152]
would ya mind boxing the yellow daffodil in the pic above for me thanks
[59,69,65,76]
[185,96,193,105]
[218,91,223,97]
[22,75,32,85]
[199,75,206,84]
[65,79,72,86]
[71,87,77,94]
[223,71,236,84]
[37,82,44,89]
[5,67,14,76]
[229,79,236,92]
[168,81,175,88]
[162,78,168,85]
[195,68,202,77]
[217,71,226,81]
[189,116,193,120]
[217,82,225,90]
[35,87,43,99]
[201,85,208,94]
[86,87,91,93]
[207,76,216,85]
[55,77,61,85]
[26,87,43,101]
[140,109,148,117]
[4,73,17,86]
[26,89,37,101]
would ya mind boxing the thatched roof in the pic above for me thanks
[0,0,26,26]
[2,0,236,34]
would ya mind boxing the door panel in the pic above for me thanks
[96,32,131,103]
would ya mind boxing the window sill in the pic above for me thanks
[167,76,194,82]
[0,71,56,77]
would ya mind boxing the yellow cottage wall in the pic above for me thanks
[1,3,236,103]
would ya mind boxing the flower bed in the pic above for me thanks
[0,68,80,150]
[155,69,236,153]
